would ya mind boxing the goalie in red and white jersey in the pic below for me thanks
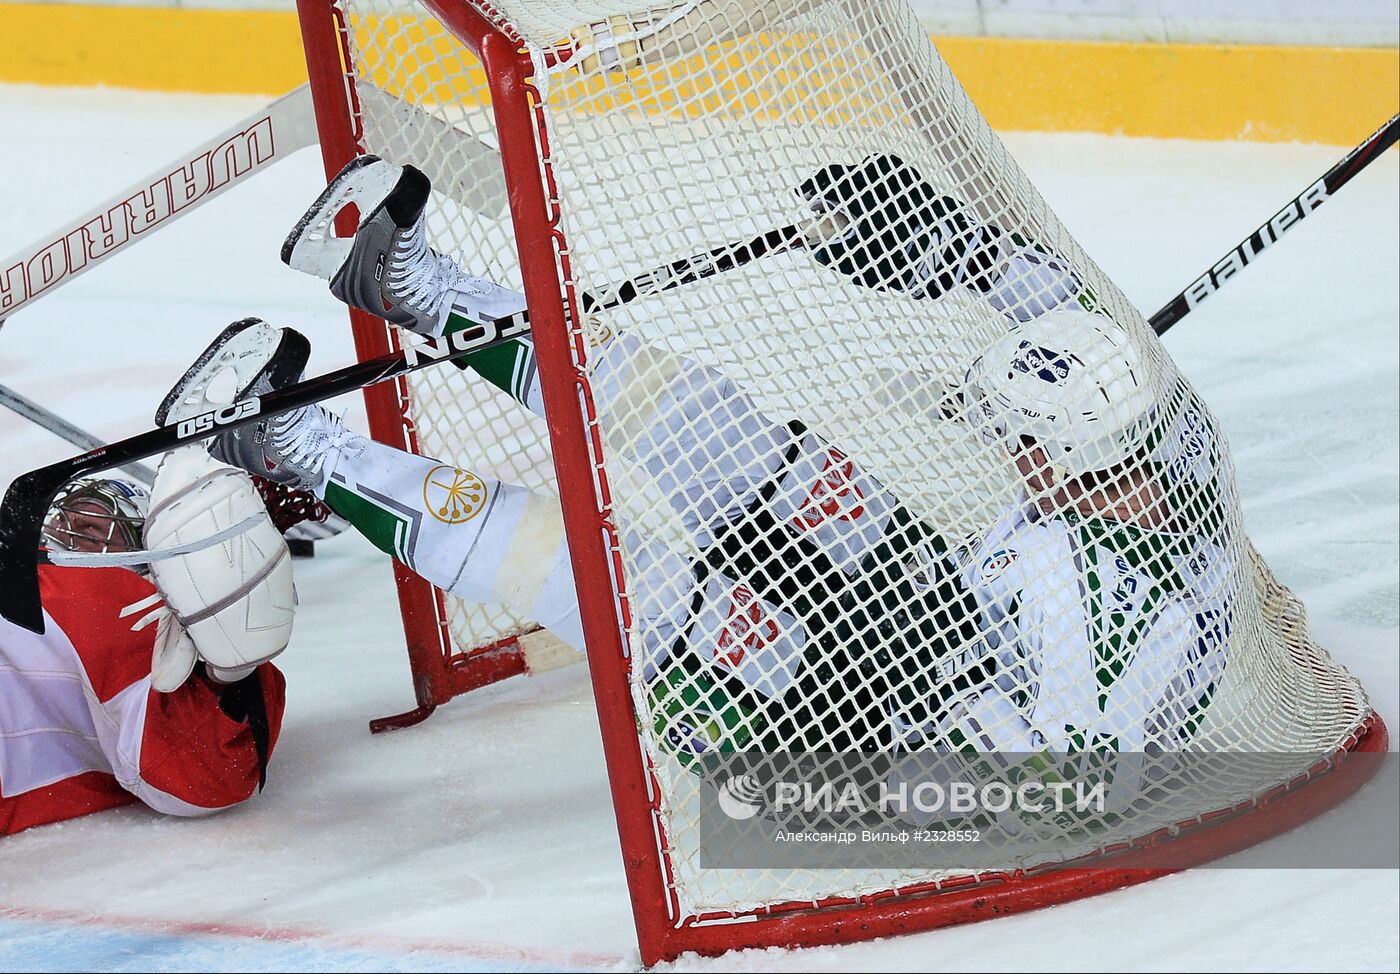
[0,442,295,835]
[169,155,1232,765]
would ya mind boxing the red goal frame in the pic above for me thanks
[293,0,1389,964]
[295,0,535,734]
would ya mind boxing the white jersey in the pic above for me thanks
[932,374,1234,752]
[951,501,1233,753]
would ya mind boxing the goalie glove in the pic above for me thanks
[797,153,1080,315]
[142,446,296,691]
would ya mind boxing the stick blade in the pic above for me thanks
[0,466,70,633]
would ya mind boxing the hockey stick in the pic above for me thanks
[0,223,811,633]
[0,84,517,327]
[0,381,346,550]
[356,86,509,220]
[1149,112,1399,335]
[0,86,319,324]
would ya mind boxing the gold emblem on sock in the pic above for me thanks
[423,465,489,524]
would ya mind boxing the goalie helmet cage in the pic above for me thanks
[293,0,1387,964]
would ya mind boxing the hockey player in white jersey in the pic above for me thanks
[168,156,1231,762]
[906,312,1232,754]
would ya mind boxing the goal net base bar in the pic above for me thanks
[661,713,1386,962]
[369,627,581,732]
[367,628,529,733]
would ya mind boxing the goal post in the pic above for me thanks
[293,0,1387,963]
[297,0,548,732]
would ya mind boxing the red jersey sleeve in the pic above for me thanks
[15,564,288,820]
[139,663,286,810]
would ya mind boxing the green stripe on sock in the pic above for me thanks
[463,341,527,402]
[444,311,531,406]
[324,480,408,560]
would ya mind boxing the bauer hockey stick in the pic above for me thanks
[1149,112,1399,335]
[0,223,814,633]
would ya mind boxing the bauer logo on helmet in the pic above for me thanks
[1010,340,1075,384]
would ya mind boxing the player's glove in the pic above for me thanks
[797,153,1003,300]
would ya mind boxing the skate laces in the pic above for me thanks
[269,406,352,487]
[385,219,466,317]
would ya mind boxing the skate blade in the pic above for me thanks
[155,319,282,425]
[282,155,403,280]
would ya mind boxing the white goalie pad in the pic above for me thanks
[144,446,296,675]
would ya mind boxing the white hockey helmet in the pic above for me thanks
[965,307,1162,478]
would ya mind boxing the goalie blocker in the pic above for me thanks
[37,446,298,690]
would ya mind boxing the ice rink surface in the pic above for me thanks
[0,85,1395,972]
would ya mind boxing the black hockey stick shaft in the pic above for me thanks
[0,224,807,633]
[1149,112,1398,335]
[579,225,804,311]
[0,382,346,547]
[445,222,805,370]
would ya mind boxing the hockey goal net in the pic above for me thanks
[295,0,1386,962]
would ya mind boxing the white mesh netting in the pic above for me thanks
[331,0,1373,920]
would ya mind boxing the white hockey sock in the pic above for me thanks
[320,435,584,650]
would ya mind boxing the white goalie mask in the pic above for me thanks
[964,308,1162,479]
